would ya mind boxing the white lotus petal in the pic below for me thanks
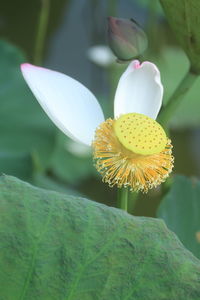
[21,63,104,146]
[87,45,115,67]
[65,140,91,158]
[114,60,163,119]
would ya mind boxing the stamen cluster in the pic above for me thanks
[92,114,174,192]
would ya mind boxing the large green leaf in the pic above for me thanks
[157,175,200,259]
[32,173,83,196]
[0,175,200,299]
[160,0,200,73]
[0,40,55,171]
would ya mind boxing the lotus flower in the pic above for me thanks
[21,60,173,192]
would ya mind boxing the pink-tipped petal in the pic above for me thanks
[21,63,104,146]
[114,60,163,119]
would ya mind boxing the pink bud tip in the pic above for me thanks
[133,60,141,69]
[20,63,32,70]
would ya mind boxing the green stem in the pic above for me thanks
[31,150,44,174]
[107,0,118,16]
[128,191,138,213]
[158,69,198,128]
[34,0,50,65]
[146,0,158,52]
[117,188,128,211]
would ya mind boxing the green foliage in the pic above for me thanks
[0,152,33,180]
[157,175,200,260]
[0,175,200,299]
[160,0,200,73]
[49,132,94,184]
[0,40,55,172]
[134,0,163,16]
[153,47,200,128]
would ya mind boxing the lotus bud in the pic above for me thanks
[107,17,148,62]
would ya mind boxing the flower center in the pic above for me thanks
[114,113,167,155]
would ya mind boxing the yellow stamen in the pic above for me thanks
[92,114,174,193]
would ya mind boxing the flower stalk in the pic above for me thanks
[117,188,129,211]
[158,69,198,128]
[128,191,138,213]
[34,0,50,65]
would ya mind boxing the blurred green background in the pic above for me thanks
[0,0,200,217]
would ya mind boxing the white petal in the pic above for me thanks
[114,60,163,119]
[87,45,115,67]
[21,63,104,146]
[65,140,91,158]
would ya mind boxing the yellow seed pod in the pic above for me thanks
[114,113,167,155]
